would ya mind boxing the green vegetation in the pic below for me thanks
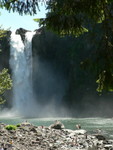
[0,27,7,39]
[16,124,21,127]
[38,0,110,35]
[35,0,113,93]
[5,125,17,130]
[0,68,12,104]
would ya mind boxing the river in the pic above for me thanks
[0,117,113,139]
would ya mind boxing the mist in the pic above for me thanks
[32,56,69,117]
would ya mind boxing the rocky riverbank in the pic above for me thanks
[0,120,113,150]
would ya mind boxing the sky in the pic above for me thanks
[0,4,46,31]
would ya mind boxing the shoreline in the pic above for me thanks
[0,121,113,150]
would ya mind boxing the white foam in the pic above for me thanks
[10,31,36,117]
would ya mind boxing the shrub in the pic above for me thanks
[16,124,21,127]
[5,125,17,130]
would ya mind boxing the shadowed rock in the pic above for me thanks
[49,120,65,129]
[16,28,30,42]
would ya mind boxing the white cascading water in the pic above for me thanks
[10,31,36,117]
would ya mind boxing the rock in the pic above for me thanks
[0,122,112,150]
[74,129,87,135]
[87,145,98,150]
[16,28,30,42]
[22,126,30,132]
[104,144,113,149]
[95,134,106,140]
[49,120,65,129]
[0,123,6,128]
[34,27,43,34]
[36,131,42,136]
[21,121,32,127]
[30,127,38,133]
[63,129,74,134]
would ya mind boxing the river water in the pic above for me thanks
[0,117,113,139]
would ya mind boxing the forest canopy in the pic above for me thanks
[1,0,113,92]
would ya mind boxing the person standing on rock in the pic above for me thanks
[76,124,81,129]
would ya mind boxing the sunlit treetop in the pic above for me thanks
[0,27,7,39]
[36,0,113,36]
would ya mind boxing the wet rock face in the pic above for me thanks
[0,30,11,70]
[16,28,30,42]
[15,28,41,43]
[0,121,113,150]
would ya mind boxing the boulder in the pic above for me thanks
[49,120,65,129]
[74,129,87,135]
[21,121,32,127]
[104,144,113,149]
[95,134,106,140]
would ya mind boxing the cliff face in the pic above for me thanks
[32,28,95,116]
[32,28,69,113]
[16,28,30,42]
[0,31,11,70]
[32,27,113,117]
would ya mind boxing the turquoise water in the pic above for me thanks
[0,117,113,139]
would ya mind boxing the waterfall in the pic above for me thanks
[10,31,36,117]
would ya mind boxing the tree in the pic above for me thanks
[0,27,7,39]
[0,26,12,104]
[0,68,12,104]
[35,0,113,93]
